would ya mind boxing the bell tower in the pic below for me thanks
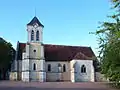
[21,16,46,82]
[27,16,44,43]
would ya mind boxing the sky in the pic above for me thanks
[0,0,113,56]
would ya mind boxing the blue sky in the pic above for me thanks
[0,0,113,56]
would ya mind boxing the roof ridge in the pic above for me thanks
[44,44,90,48]
[18,43,90,48]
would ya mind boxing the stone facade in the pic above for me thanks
[9,16,96,82]
[46,61,70,81]
[70,60,94,82]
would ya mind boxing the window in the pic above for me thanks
[81,65,86,73]
[31,30,34,41]
[58,63,62,67]
[48,64,51,71]
[63,64,66,72]
[36,30,39,41]
[33,63,36,70]
[33,49,36,57]
[58,63,62,72]
[33,50,36,52]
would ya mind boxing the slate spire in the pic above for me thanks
[27,16,44,27]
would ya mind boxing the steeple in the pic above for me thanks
[27,16,44,43]
[27,16,44,27]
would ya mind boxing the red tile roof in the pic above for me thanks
[17,43,95,61]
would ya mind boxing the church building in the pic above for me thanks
[9,16,96,82]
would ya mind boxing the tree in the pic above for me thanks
[111,0,120,18]
[0,37,15,80]
[92,0,120,86]
[111,0,120,9]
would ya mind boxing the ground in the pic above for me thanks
[0,81,118,90]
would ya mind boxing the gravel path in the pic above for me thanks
[0,81,118,90]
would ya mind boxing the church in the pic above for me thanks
[9,16,96,82]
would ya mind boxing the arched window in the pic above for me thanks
[63,64,66,72]
[81,65,86,73]
[33,63,36,70]
[58,63,62,72]
[36,30,39,41]
[31,30,34,41]
[48,64,51,71]
[58,63,62,67]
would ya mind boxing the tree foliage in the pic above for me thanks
[111,0,120,9]
[111,0,120,17]
[93,0,120,85]
[0,37,15,80]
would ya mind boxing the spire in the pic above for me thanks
[35,7,36,17]
[27,16,44,27]
[35,8,36,17]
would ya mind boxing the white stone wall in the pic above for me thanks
[22,72,29,82]
[46,61,70,72]
[40,60,46,71]
[39,72,46,82]
[9,72,17,80]
[30,72,46,82]
[29,60,40,71]
[21,42,46,82]
[71,60,94,82]
[26,44,30,58]
[40,44,44,58]
[27,25,32,42]
[22,59,46,82]
[30,72,38,81]
[91,63,95,82]
[24,43,44,59]
[46,73,60,81]
[22,59,29,71]
[29,60,45,71]
[14,60,17,71]
[22,53,26,59]
[28,59,46,81]
[70,60,76,82]
[18,60,22,72]
[46,61,70,81]
[28,43,44,59]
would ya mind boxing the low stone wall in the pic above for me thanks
[46,72,60,81]
[9,72,17,81]
[95,72,109,82]
[46,72,70,82]
[62,72,70,81]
